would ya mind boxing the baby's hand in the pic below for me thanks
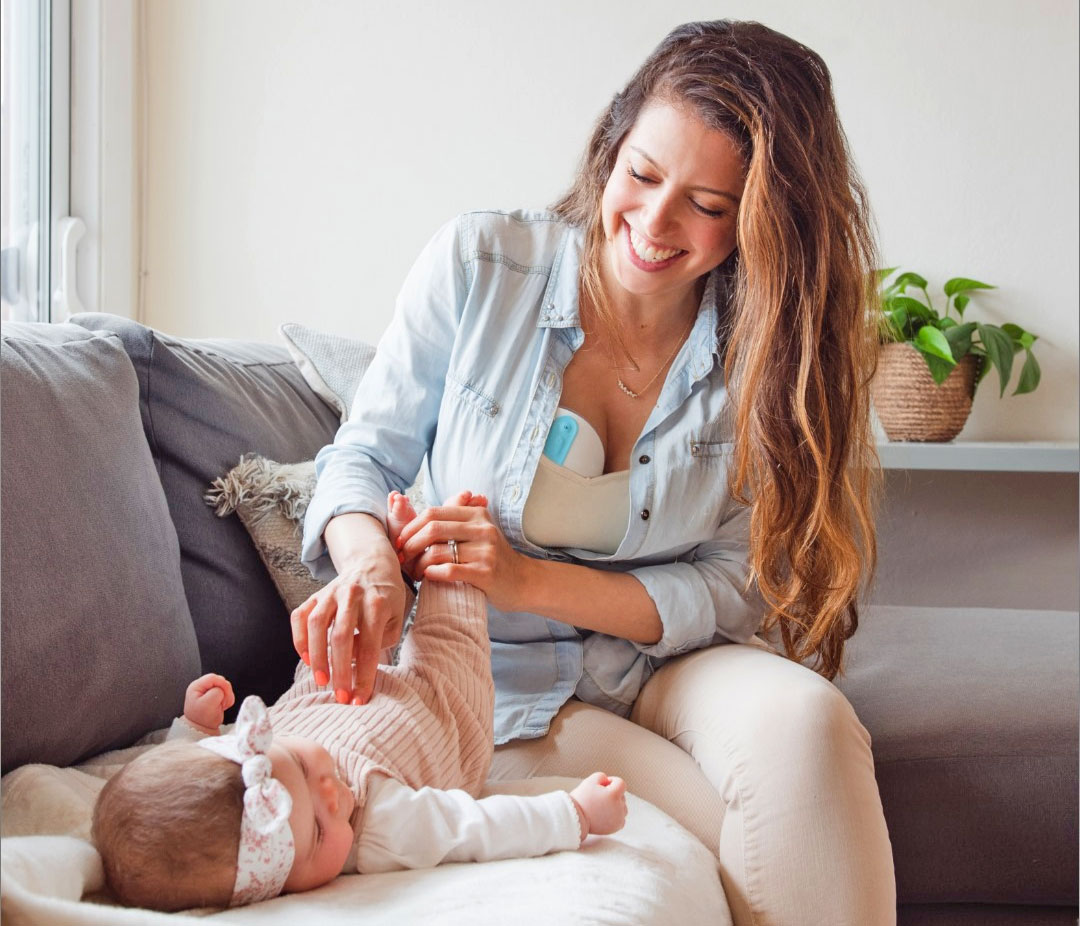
[183,673,235,734]
[569,772,628,839]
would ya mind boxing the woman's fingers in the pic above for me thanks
[305,595,335,687]
[351,590,394,705]
[328,583,362,701]
[394,504,480,550]
[290,595,318,662]
[398,516,488,563]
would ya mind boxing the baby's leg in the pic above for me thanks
[394,579,492,795]
[386,490,416,548]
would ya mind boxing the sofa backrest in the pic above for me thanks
[69,313,342,717]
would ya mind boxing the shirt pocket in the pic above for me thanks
[445,372,501,419]
[689,438,734,459]
[660,434,736,538]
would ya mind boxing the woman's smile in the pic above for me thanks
[624,221,687,271]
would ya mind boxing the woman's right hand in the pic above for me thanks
[290,512,407,706]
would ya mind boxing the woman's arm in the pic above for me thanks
[395,504,662,644]
[292,512,408,705]
[515,557,661,644]
[398,497,763,653]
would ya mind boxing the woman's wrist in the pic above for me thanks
[510,553,547,614]
[325,511,397,576]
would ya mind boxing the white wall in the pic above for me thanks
[141,0,1079,440]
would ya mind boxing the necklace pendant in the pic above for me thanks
[616,378,640,399]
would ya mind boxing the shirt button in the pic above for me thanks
[545,372,557,388]
[638,455,651,465]
[640,509,650,521]
[509,485,520,503]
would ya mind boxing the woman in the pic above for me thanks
[294,19,895,924]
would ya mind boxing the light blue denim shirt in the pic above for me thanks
[302,210,764,744]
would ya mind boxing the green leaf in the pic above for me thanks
[939,317,958,330]
[943,321,977,357]
[876,266,899,282]
[976,323,1015,397]
[953,294,970,317]
[887,295,934,321]
[971,348,992,387]
[1001,323,1037,350]
[884,306,909,339]
[893,271,929,292]
[915,324,956,363]
[944,277,995,297]
[922,352,956,385]
[1013,349,1041,395]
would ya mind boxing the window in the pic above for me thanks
[1,0,83,324]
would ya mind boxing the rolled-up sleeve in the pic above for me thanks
[629,502,764,658]
[301,218,468,580]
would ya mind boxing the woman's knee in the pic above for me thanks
[634,643,872,785]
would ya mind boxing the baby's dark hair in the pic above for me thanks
[91,741,245,911]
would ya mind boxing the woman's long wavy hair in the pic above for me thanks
[552,20,881,679]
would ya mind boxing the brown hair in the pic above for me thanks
[91,742,245,911]
[552,20,881,678]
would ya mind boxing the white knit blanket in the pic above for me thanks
[1,749,731,926]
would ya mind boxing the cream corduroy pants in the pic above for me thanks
[489,640,897,926]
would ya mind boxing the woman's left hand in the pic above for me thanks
[395,499,531,612]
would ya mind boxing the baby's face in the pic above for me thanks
[269,736,355,893]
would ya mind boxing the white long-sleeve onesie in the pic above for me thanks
[354,774,583,872]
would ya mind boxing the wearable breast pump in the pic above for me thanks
[541,409,606,478]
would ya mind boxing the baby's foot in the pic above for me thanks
[386,491,418,548]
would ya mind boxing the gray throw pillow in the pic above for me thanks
[69,313,342,710]
[279,322,376,423]
[1,322,200,772]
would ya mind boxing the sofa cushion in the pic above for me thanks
[69,314,342,710]
[837,605,1079,907]
[0,322,200,772]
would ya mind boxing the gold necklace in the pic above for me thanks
[614,316,695,399]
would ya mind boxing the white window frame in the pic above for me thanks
[69,0,137,320]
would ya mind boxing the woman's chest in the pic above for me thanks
[558,347,653,474]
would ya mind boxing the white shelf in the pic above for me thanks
[876,441,1080,472]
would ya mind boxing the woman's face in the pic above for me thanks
[600,99,746,310]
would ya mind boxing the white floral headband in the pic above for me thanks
[198,696,295,906]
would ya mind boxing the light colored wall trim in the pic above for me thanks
[70,0,138,320]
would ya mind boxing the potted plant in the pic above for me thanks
[870,269,1042,441]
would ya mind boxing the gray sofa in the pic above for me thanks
[2,313,1077,925]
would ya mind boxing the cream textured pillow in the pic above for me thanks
[205,455,324,613]
[206,455,426,614]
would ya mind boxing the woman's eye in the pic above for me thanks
[691,201,727,219]
[627,164,656,184]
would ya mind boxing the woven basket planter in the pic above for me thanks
[871,342,978,442]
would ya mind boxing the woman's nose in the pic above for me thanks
[639,191,677,241]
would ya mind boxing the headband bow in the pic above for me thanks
[199,696,295,906]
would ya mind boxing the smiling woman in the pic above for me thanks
[298,19,894,925]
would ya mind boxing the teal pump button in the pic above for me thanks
[542,415,579,466]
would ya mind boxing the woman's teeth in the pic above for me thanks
[629,226,683,263]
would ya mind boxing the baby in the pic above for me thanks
[92,491,627,912]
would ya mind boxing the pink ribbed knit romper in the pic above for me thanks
[267,581,493,827]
